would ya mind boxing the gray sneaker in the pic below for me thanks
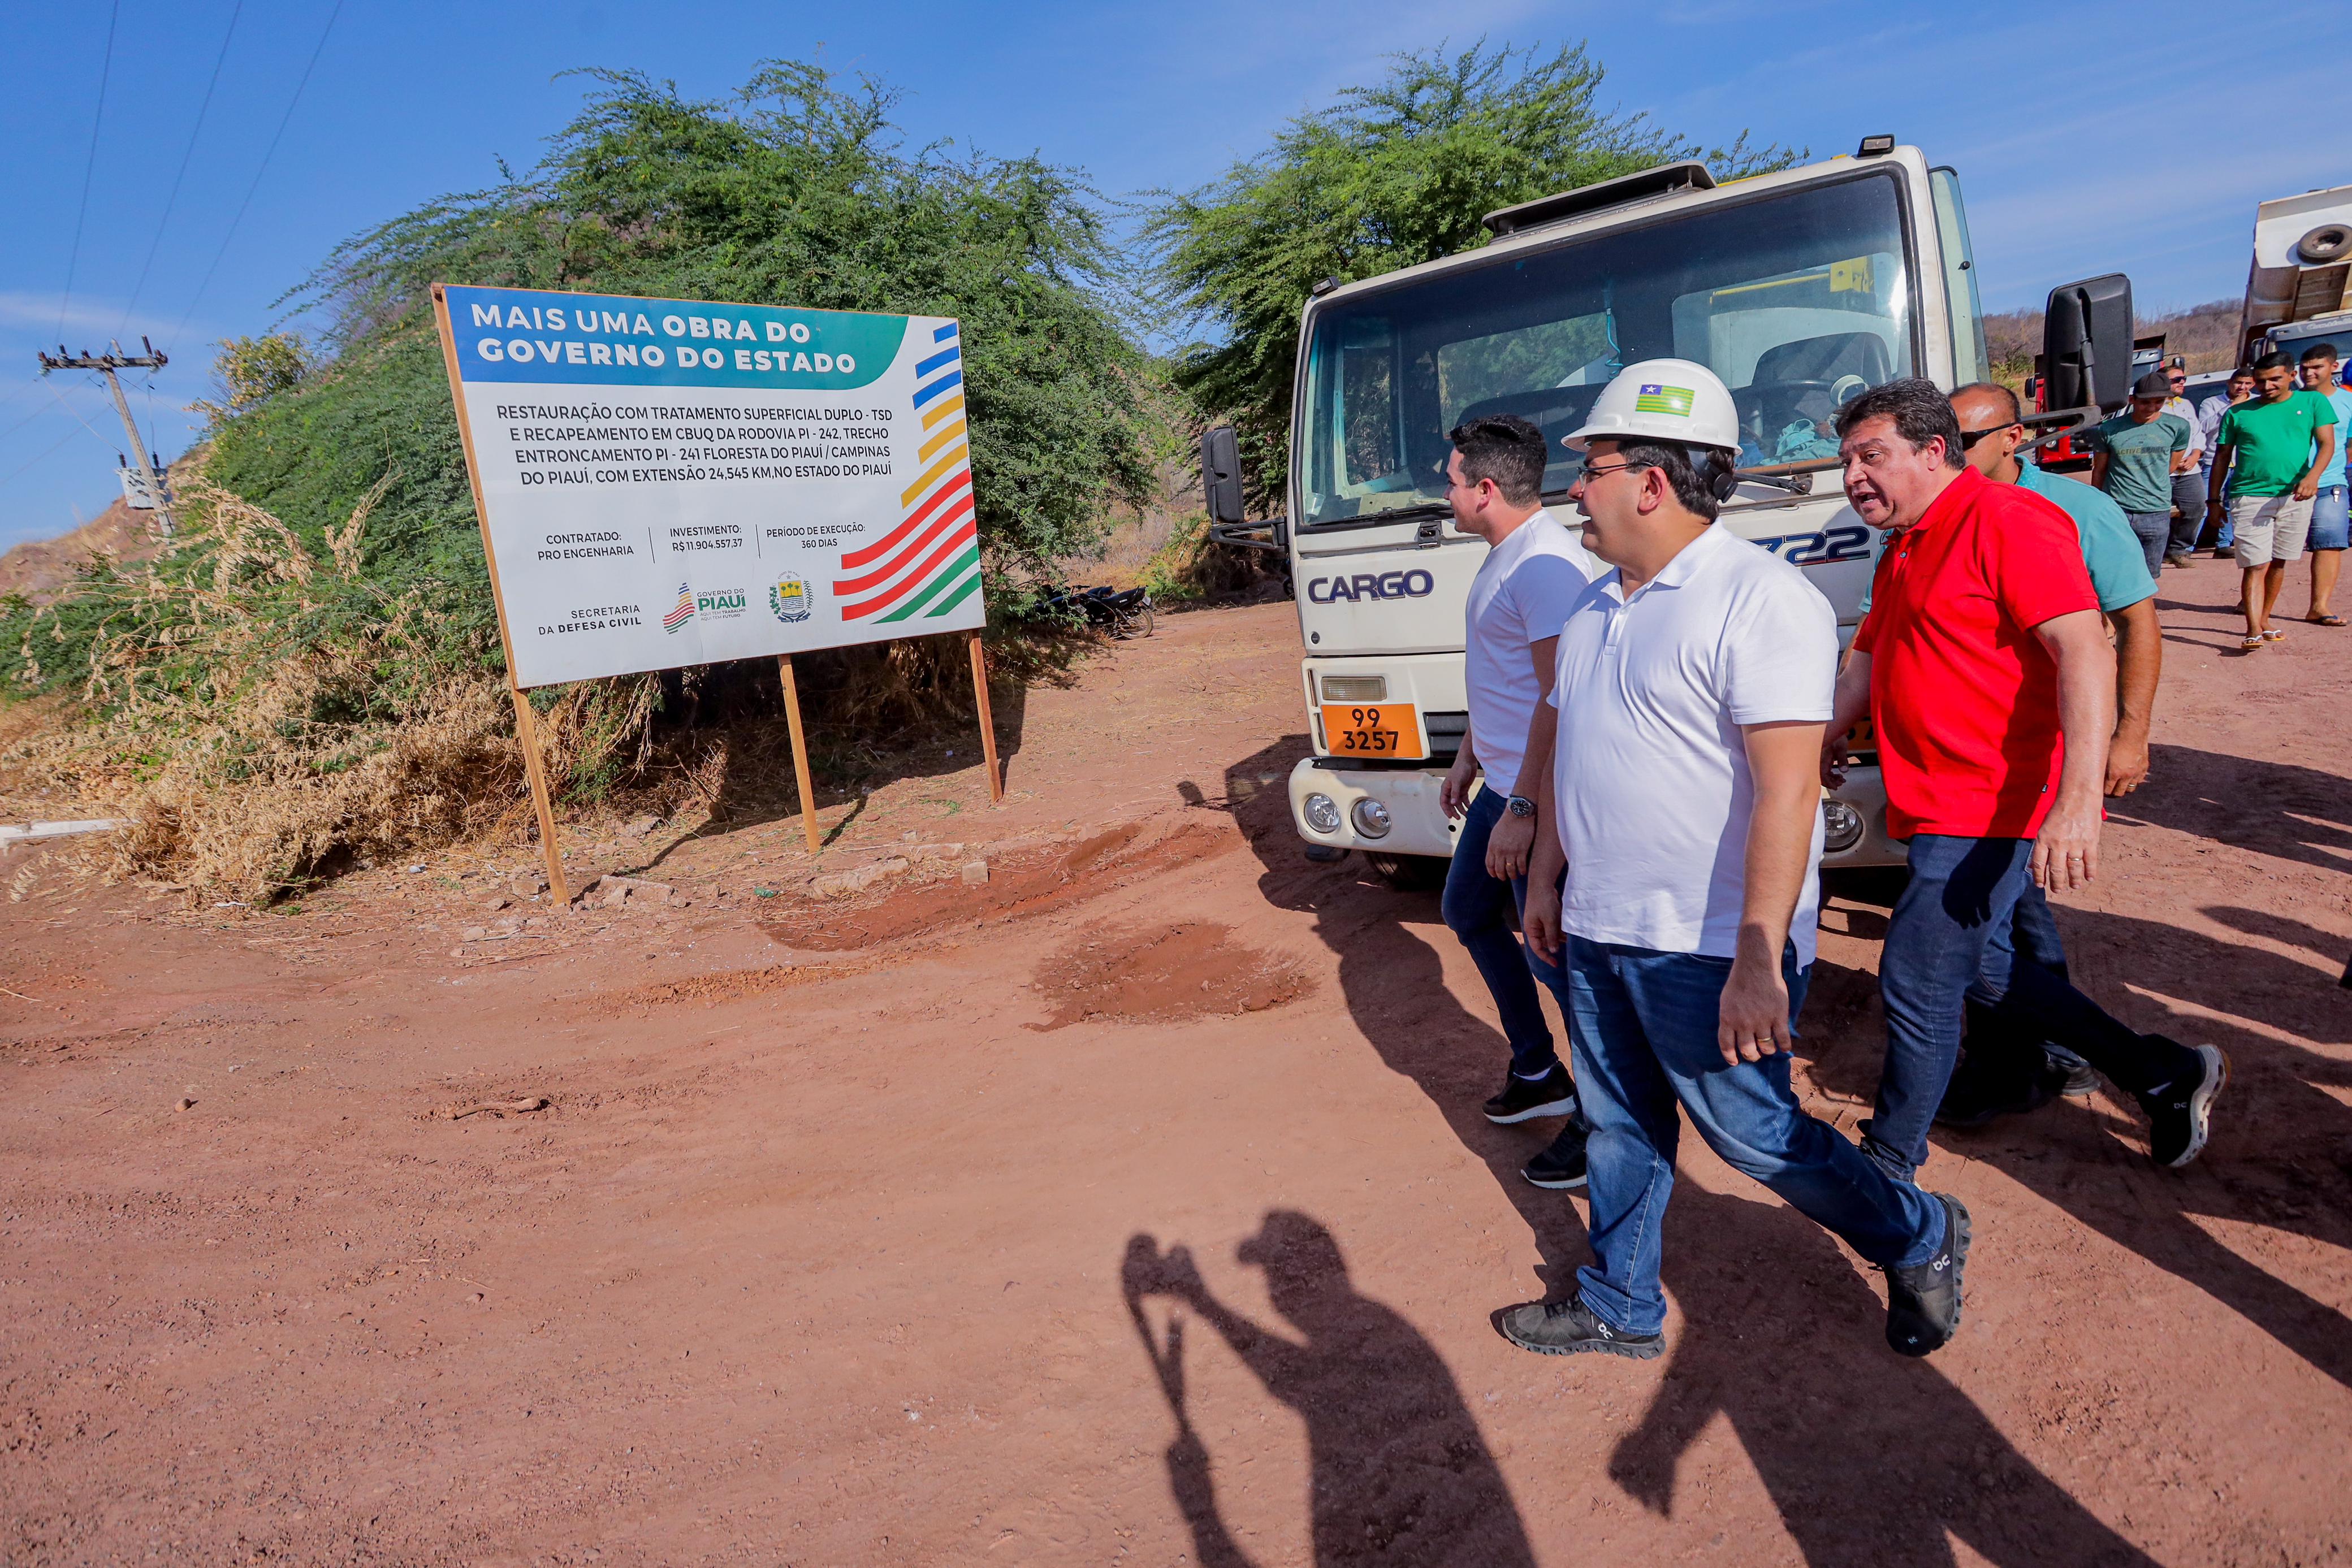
[1497,1294,1663,1359]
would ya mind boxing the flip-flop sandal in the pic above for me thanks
[2308,613,2348,627]
[2263,627,2288,642]
[2241,634,2265,651]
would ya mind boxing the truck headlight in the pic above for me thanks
[1303,792,1342,834]
[1821,799,1864,853]
[1351,798,1392,838]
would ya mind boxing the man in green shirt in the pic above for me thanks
[2206,350,2339,649]
[2088,371,2193,578]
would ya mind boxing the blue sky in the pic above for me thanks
[5,0,2346,550]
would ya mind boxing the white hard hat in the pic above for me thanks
[1563,358,1740,453]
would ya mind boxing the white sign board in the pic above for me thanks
[433,284,983,690]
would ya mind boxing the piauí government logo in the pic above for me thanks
[696,585,749,621]
[769,573,812,623]
[663,581,695,634]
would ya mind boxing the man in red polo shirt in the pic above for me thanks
[1821,380,2228,1179]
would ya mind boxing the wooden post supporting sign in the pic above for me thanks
[508,680,570,904]
[777,655,823,854]
[968,629,1003,804]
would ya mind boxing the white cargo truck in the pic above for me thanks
[1205,138,2129,885]
[2234,181,2352,365]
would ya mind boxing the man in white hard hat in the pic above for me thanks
[1503,359,1965,1362]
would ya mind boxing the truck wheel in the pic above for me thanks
[1365,853,1447,892]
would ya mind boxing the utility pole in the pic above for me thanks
[36,336,176,539]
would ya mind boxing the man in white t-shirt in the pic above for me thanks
[1436,415,1602,1180]
[2160,362,2207,566]
[1495,359,1965,1363]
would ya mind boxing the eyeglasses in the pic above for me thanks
[1956,425,2020,450]
[1576,460,1651,483]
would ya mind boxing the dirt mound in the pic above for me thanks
[593,952,893,1012]
[1028,920,1309,1028]
[0,489,170,600]
[755,818,1235,951]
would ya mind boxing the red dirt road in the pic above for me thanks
[3,556,2349,1566]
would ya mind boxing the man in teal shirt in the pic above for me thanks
[2206,350,2338,648]
[2087,371,2193,578]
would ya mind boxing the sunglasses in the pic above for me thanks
[1957,425,2019,450]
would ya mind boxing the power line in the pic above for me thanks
[46,383,118,452]
[0,426,86,490]
[57,0,123,340]
[171,0,345,346]
[116,0,245,335]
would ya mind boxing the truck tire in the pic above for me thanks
[1365,852,1447,892]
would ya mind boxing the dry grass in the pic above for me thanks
[0,477,539,901]
[0,476,1091,904]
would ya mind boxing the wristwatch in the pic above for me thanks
[1506,794,1537,819]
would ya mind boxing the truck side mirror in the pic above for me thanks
[1201,426,1246,526]
[2042,273,2134,413]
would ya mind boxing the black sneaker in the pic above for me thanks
[1934,1055,2059,1129]
[1483,1062,1577,1125]
[1520,1122,1589,1189]
[2142,1042,2228,1168]
[1498,1294,1662,1359]
[1883,1193,1970,1358]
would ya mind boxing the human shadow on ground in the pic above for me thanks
[2107,743,2352,877]
[1214,738,1595,1302]
[1804,879,2352,1392]
[1612,1184,2159,1566]
[1123,1212,1537,1568]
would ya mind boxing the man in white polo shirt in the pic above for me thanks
[1498,361,1966,1362]
[1437,415,1602,1181]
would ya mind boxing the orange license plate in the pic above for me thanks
[1321,703,1424,759]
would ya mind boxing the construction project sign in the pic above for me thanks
[431,284,982,689]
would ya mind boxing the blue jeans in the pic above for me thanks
[1865,835,2040,1179]
[2199,469,2234,549]
[1442,786,1563,1075]
[1960,881,2203,1103]
[2168,471,2207,555]
[1563,936,1945,1336]
[2125,510,2170,578]
[2311,485,2349,551]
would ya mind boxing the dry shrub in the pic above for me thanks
[0,478,565,902]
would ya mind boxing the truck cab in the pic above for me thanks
[1240,142,1998,878]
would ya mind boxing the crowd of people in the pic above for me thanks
[1434,359,2234,1363]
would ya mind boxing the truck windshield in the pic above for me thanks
[1298,171,1915,526]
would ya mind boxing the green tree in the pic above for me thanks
[1149,41,1796,501]
[191,332,313,428]
[1,61,1160,899]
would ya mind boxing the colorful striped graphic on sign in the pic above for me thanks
[834,323,982,622]
[1633,383,1694,417]
[663,581,695,632]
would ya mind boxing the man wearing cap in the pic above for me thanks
[1824,380,2228,1183]
[2087,371,2194,578]
[1436,414,1601,1180]
[1501,359,1966,1363]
